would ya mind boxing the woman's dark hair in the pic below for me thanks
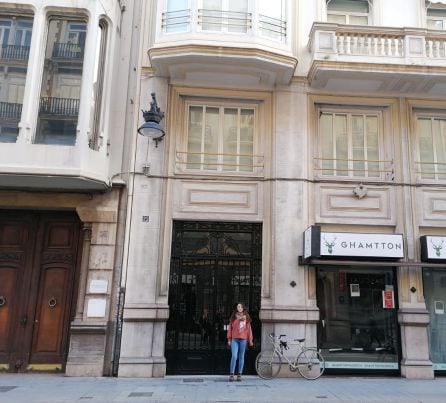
[229,303,252,323]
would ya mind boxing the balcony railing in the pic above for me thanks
[161,8,287,42]
[198,9,252,33]
[39,97,79,116]
[0,101,22,120]
[0,45,30,61]
[52,43,85,60]
[309,23,446,63]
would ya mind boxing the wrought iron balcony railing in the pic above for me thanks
[39,97,79,116]
[0,45,30,61]
[0,101,22,120]
[52,43,85,60]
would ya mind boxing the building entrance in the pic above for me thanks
[166,221,262,375]
[0,210,82,372]
[317,267,400,372]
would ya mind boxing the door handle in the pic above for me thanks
[0,295,6,307]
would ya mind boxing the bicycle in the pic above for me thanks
[255,333,325,380]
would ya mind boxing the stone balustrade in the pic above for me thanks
[309,22,446,64]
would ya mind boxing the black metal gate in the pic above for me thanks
[166,221,262,375]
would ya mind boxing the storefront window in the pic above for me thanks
[423,268,446,370]
[317,267,400,371]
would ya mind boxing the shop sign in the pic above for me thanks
[303,226,404,260]
[420,236,446,262]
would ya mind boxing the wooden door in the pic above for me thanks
[0,211,82,372]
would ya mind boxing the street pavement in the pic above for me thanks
[1,374,446,403]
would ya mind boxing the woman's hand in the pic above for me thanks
[227,340,231,346]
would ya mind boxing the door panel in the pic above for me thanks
[0,211,81,372]
[167,221,262,375]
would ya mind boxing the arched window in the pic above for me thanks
[327,0,370,25]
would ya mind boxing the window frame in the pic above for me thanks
[326,0,371,25]
[182,98,258,173]
[313,102,393,182]
[413,110,446,182]
[170,87,272,178]
[427,7,446,30]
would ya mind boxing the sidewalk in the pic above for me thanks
[1,374,446,403]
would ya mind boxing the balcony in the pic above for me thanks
[0,96,109,192]
[308,23,446,94]
[0,45,30,62]
[39,97,80,117]
[150,5,296,86]
[0,102,22,120]
[52,43,85,60]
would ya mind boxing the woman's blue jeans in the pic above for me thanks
[230,339,247,374]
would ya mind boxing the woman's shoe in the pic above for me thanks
[236,375,242,382]
[229,374,234,382]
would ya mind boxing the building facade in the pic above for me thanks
[0,0,139,376]
[118,0,446,380]
[2,0,446,380]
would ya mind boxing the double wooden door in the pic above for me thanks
[0,211,82,372]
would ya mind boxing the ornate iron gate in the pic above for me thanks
[166,221,262,375]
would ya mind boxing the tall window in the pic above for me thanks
[327,0,370,25]
[0,15,33,143]
[35,18,87,145]
[89,19,108,150]
[318,109,381,178]
[427,8,446,30]
[200,0,249,33]
[416,115,446,180]
[186,104,255,172]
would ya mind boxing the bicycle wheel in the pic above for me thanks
[296,348,325,380]
[255,350,282,379]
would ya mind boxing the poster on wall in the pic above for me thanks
[435,300,445,315]
[383,289,395,309]
[350,283,360,297]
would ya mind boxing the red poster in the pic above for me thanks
[339,271,346,292]
[383,290,394,309]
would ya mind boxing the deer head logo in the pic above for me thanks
[323,236,337,254]
[431,239,444,257]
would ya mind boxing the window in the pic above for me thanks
[317,108,382,178]
[89,19,108,150]
[416,114,446,180]
[164,0,190,33]
[258,0,286,41]
[0,15,33,143]
[35,18,87,145]
[185,103,255,172]
[200,0,249,33]
[427,8,446,30]
[327,0,370,25]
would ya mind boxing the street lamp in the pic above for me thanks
[138,92,165,147]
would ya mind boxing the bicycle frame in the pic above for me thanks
[255,333,325,380]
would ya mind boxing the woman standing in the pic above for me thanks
[227,303,254,382]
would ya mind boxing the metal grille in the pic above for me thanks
[167,221,262,375]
